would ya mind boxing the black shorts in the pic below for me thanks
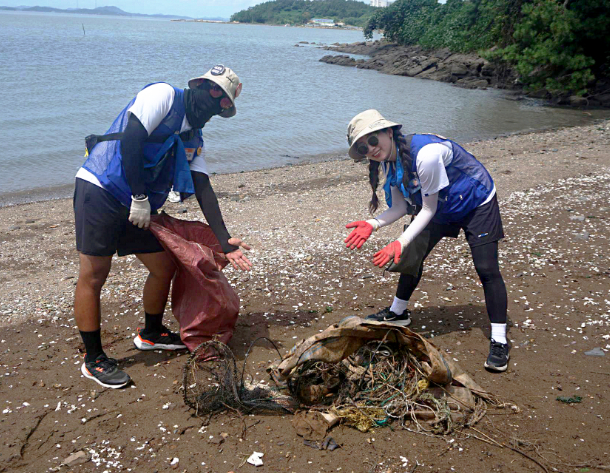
[427,193,504,248]
[73,178,164,257]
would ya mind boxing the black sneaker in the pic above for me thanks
[81,354,131,389]
[484,340,510,372]
[133,326,186,351]
[365,307,412,326]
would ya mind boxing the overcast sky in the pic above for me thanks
[1,0,263,18]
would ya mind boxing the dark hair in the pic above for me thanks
[367,127,411,214]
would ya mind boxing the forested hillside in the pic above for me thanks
[230,0,374,27]
[364,0,609,95]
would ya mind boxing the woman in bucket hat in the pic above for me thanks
[73,65,250,389]
[344,109,509,372]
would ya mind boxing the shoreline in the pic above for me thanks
[3,116,609,209]
[174,19,363,31]
[0,151,348,209]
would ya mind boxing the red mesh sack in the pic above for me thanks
[149,213,240,352]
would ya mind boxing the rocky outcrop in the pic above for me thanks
[321,55,359,67]
[557,79,610,108]
[320,41,610,108]
[320,41,514,91]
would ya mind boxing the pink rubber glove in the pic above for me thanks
[345,221,374,249]
[372,241,402,267]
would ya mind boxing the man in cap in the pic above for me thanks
[73,65,251,389]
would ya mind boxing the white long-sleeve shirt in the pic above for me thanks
[367,143,495,250]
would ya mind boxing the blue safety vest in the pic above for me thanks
[382,134,494,224]
[82,83,198,211]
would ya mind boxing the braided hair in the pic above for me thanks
[367,127,412,214]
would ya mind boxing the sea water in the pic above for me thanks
[1,10,608,205]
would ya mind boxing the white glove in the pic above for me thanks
[365,218,381,231]
[129,195,151,229]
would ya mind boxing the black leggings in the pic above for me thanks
[396,237,507,324]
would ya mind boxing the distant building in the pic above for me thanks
[370,0,394,6]
[311,18,335,26]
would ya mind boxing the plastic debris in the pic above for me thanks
[584,347,605,357]
[303,437,340,451]
[556,396,582,404]
[167,190,181,203]
[247,451,264,467]
[61,451,90,467]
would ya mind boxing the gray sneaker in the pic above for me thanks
[81,354,131,389]
[365,307,412,326]
[484,340,510,372]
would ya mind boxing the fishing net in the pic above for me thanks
[286,340,489,435]
[183,317,511,434]
[182,339,298,418]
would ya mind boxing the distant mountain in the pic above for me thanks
[0,5,228,21]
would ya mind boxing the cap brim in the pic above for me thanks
[188,77,205,89]
[348,145,365,161]
[219,106,236,118]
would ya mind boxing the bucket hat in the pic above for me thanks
[347,109,401,160]
[188,65,242,118]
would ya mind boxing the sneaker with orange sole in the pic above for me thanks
[133,326,186,351]
[81,354,131,389]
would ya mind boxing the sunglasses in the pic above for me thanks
[356,133,379,157]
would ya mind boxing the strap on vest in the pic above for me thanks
[85,129,197,154]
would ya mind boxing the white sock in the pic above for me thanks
[491,323,507,344]
[390,297,409,315]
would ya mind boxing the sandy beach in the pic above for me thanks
[1,119,609,472]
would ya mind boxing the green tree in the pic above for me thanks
[231,0,374,27]
[365,0,439,43]
[490,0,602,94]
[363,0,608,95]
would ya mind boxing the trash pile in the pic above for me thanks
[183,316,511,435]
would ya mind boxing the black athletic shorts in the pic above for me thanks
[73,178,164,257]
[427,193,504,248]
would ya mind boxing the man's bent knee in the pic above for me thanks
[78,254,112,291]
[137,252,176,281]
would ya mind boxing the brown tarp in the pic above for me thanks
[273,315,490,398]
[149,213,239,352]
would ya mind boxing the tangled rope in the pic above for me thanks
[183,339,297,417]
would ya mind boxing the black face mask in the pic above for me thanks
[183,85,223,129]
